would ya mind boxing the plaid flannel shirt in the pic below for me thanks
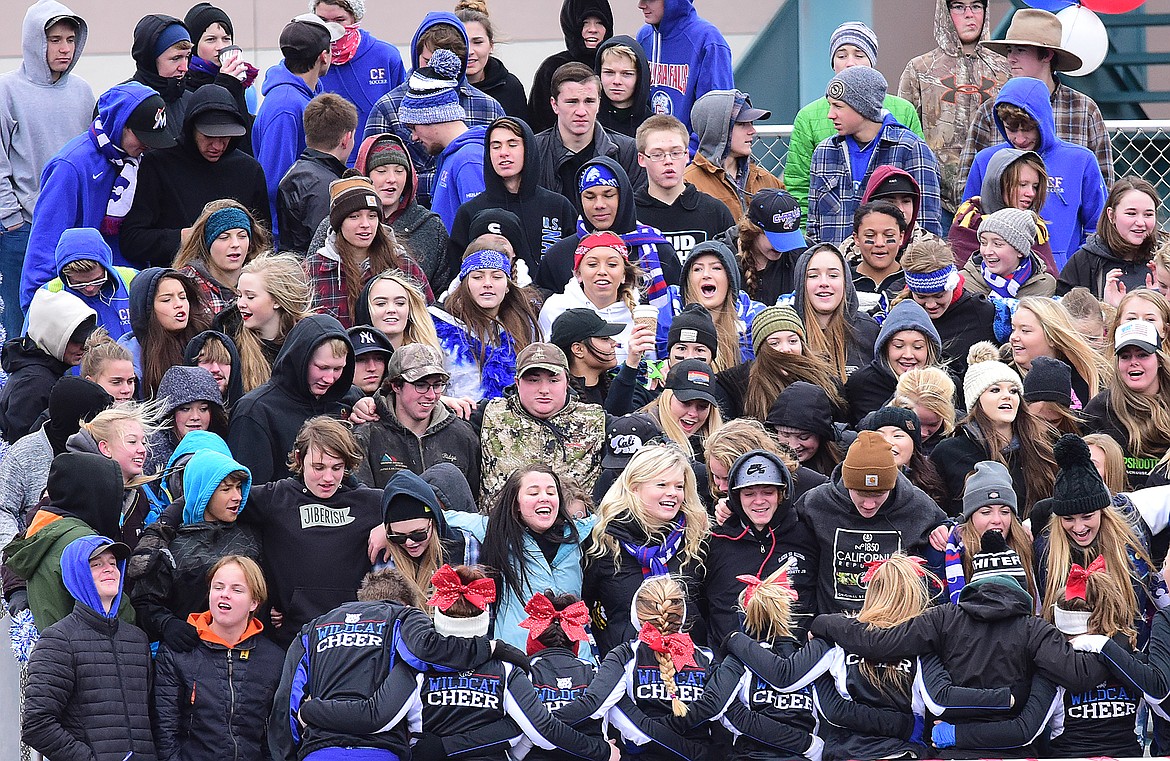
[958,78,1114,190]
[364,82,505,206]
[305,235,434,328]
[807,123,944,247]
[179,264,234,316]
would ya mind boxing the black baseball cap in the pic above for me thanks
[550,308,623,353]
[602,413,661,469]
[126,94,176,149]
[869,172,918,200]
[749,189,806,253]
[347,326,394,358]
[193,105,247,138]
[665,358,718,406]
[89,540,131,563]
[280,14,343,60]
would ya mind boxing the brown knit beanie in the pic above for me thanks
[329,175,383,231]
[841,430,898,491]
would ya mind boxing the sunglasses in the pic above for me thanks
[386,526,431,545]
[66,272,108,290]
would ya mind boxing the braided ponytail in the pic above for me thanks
[634,576,689,717]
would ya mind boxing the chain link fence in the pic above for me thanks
[753,122,1170,221]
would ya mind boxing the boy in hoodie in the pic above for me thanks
[122,83,268,268]
[963,76,1105,270]
[636,114,735,263]
[22,535,156,761]
[807,66,944,247]
[635,0,733,134]
[529,0,613,134]
[128,14,194,143]
[39,227,134,340]
[253,13,343,238]
[21,81,174,310]
[446,116,577,276]
[595,35,651,138]
[0,0,94,339]
[898,0,1010,212]
[0,288,96,443]
[685,89,783,220]
[365,13,506,207]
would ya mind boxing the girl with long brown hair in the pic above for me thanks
[791,243,879,382]
[172,199,269,314]
[120,268,212,398]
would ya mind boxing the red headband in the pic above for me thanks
[426,564,497,612]
[861,555,927,585]
[518,595,590,650]
[574,231,629,270]
[737,572,798,607]
[1065,556,1107,601]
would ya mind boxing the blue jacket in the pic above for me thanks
[963,77,1105,270]
[636,0,733,131]
[62,533,127,618]
[431,125,487,233]
[253,62,321,240]
[21,81,157,311]
[42,228,134,340]
[319,29,406,167]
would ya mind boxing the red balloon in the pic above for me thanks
[1081,0,1145,13]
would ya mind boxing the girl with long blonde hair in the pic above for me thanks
[355,270,440,351]
[639,359,723,461]
[230,253,313,392]
[892,366,957,455]
[1011,296,1110,407]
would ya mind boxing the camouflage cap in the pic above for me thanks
[515,342,568,376]
[386,343,448,383]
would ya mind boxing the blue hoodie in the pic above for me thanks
[963,77,1105,270]
[253,61,322,239]
[635,0,733,132]
[142,429,234,514]
[61,534,126,618]
[40,228,134,340]
[319,29,406,167]
[180,448,251,525]
[21,81,157,311]
[431,124,488,233]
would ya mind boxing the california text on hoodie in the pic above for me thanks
[528,0,615,134]
[533,120,645,210]
[432,124,488,234]
[685,89,784,219]
[635,183,736,265]
[43,227,133,340]
[796,466,946,613]
[949,147,1058,271]
[1059,230,1170,299]
[473,56,528,123]
[21,80,159,309]
[121,84,269,268]
[963,77,1106,270]
[636,0,733,133]
[319,28,406,167]
[364,13,506,206]
[128,14,193,142]
[22,534,156,761]
[898,0,1011,209]
[790,245,881,377]
[277,147,347,257]
[594,35,652,139]
[447,118,577,275]
[0,289,95,443]
[0,0,95,227]
[253,60,321,238]
[226,314,355,485]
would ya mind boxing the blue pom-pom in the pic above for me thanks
[428,49,462,80]
[10,608,38,663]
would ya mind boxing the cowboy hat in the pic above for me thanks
[981,8,1082,73]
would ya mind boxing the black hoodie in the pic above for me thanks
[446,117,578,274]
[128,14,194,140]
[227,315,356,485]
[474,56,529,122]
[635,184,736,264]
[594,35,651,139]
[382,468,471,571]
[120,84,269,268]
[184,329,245,408]
[527,0,614,134]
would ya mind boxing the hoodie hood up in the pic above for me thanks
[594,35,651,128]
[766,381,837,442]
[577,155,639,234]
[181,448,251,525]
[992,77,1056,156]
[44,376,113,455]
[22,0,87,86]
[791,244,861,320]
[47,451,126,540]
[957,574,1033,618]
[409,12,470,82]
[130,14,189,102]
[184,330,244,408]
[93,81,159,154]
[561,0,614,62]
[127,267,194,338]
[874,299,942,358]
[356,132,419,222]
[482,116,541,200]
[421,462,478,515]
[933,0,993,58]
[381,468,445,526]
[27,288,97,363]
[61,533,126,618]
[655,0,699,33]
[861,166,921,246]
[683,239,742,294]
[179,83,245,155]
[269,314,355,406]
[691,89,737,164]
[53,227,119,289]
[979,148,1038,215]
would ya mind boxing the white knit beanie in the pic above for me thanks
[310,0,364,21]
[963,343,1023,410]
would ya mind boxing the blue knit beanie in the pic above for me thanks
[399,49,466,126]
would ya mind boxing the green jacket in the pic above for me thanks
[784,94,924,226]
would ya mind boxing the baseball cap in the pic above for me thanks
[125,94,176,149]
[347,326,394,358]
[749,189,806,253]
[386,343,449,383]
[89,540,131,563]
[550,309,624,353]
[193,106,247,138]
[868,172,918,200]
[732,92,771,123]
[1115,320,1161,354]
[515,342,568,377]
[602,413,660,469]
[665,358,717,406]
[280,13,343,59]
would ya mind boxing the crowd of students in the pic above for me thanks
[4,0,1170,759]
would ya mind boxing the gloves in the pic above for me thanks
[1070,634,1109,653]
[932,722,956,749]
[162,618,201,652]
[410,733,448,761]
[491,640,531,672]
[804,735,824,761]
[7,589,29,616]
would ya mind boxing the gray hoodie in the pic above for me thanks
[0,0,94,227]
[690,89,737,165]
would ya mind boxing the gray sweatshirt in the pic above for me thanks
[0,0,95,227]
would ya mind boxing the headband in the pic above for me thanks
[459,249,510,280]
[433,608,491,637]
[204,207,252,251]
[574,231,629,270]
[903,265,959,295]
[1054,607,1092,636]
[578,163,620,194]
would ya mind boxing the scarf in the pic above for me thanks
[944,525,966,604]
[331,25,362,65]
[980,256,1033,299]
[433,316,516,401]
[574,219,670,310]
[90,116,139,238]
[621,517,686,578]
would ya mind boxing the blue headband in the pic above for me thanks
[460,250,510,279]
[578,164,620,194]
[154,23,192,60]
[904,264,959,295]
[204,207,252,250]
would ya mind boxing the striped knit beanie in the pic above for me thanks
[399,49,465,126]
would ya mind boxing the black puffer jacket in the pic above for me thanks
[931,290,997,379]
[0,338,70,443]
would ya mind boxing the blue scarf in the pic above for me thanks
[89,115,139,238]
[980,256,1033,299]
[621,517,686,578]
[433,317,516,401]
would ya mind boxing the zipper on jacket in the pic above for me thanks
[227,649,240,761]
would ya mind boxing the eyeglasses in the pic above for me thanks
[386,525,431,545]
[408,379,447,394]
[66,273,108,290]
[948,3,984,14]
[641,149,687,163]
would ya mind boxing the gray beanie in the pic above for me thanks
[962,461,1018,521]
[977,208,1037,261]
[829,21,878,67]
[826,66,887,123]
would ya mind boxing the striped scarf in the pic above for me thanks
[944,525,967,604]
[89,115,139,238]
[621,517,686,578]
[980,256,1033,299]
[576,219,670,310]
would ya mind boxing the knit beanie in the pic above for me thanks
[365,136,412,173]
[184,3,233,41]
[154,22,191,59]
[962,342,1023,410]
[825,66,887,123]
[829,21,879,67]
[841,430,898,492]
[961,461,1017,521]
[766,381,835,442]
[667,303,718,355]
[1044,434,1111,517]
[977,208,1037,261]
[310,0,364,21]
[1023,356,1072,406]
[859,406,921,452]
[968,529,1028,588]
[751,305,804,355]
[398,49,465,126]
[329,175,382,231]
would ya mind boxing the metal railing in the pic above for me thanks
[752,121,1170,220]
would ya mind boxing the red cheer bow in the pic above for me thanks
[426,564,497,612]
[737,571,798,607]
[1065,556,1107,601]
[518,595,590,644]
[638,622,698,671]
[861,555,927,585]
